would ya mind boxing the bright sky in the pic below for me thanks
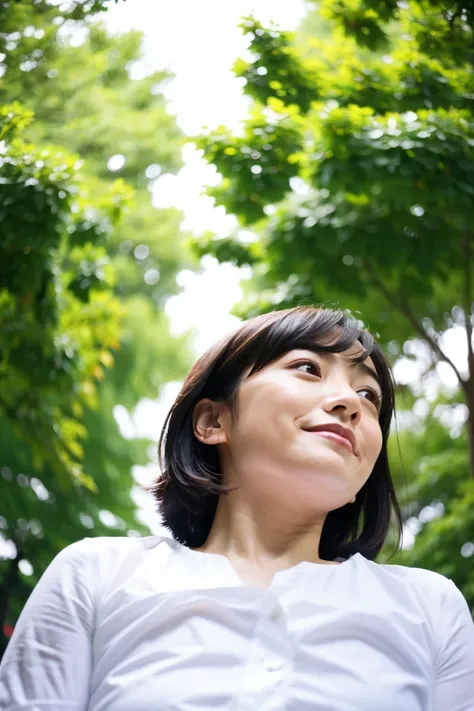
[104,0,307,352]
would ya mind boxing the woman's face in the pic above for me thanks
[214,342,384,516]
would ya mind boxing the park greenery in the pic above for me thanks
[0,0,195,655]
[1,0,474,657]
[195,0,474,608]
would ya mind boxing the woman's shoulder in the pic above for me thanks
[61,532,174,557]
[361,554,458,593]
[55,533,175,574]
[360,555,469,623]
[370,557,457,590]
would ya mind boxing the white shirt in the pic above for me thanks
[0,534,473,711]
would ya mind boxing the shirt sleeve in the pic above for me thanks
[0,538,97,710]
[433,577,474,711]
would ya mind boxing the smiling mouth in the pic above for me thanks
[308,430,354,453]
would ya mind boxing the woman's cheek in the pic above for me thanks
[368,425,383,464]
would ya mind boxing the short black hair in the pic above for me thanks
[148,305,403,562]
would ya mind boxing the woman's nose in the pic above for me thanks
[321,389,362,422]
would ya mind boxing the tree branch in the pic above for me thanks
[363,260,467,392]
[463,231,474,378]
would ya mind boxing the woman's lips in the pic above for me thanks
[311,430,354,453]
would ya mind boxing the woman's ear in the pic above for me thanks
[193,398,230,445]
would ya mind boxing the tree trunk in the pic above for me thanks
[465,380,474,479]
[463,231,474,478]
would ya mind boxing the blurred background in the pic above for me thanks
[1,0,474,657]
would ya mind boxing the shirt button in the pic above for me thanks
[264,658,283,672]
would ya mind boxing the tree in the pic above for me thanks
[0,0,195,655]
[1,96,130,490]
[194,2,474,604]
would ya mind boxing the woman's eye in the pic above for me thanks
[359,387,382,411]
[293,359,321,375]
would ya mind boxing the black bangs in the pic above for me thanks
[247,307,375,377]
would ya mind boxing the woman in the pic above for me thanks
[1,305,473,710]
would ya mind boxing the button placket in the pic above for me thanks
[239,593,291,707]
[261,597,289,683]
